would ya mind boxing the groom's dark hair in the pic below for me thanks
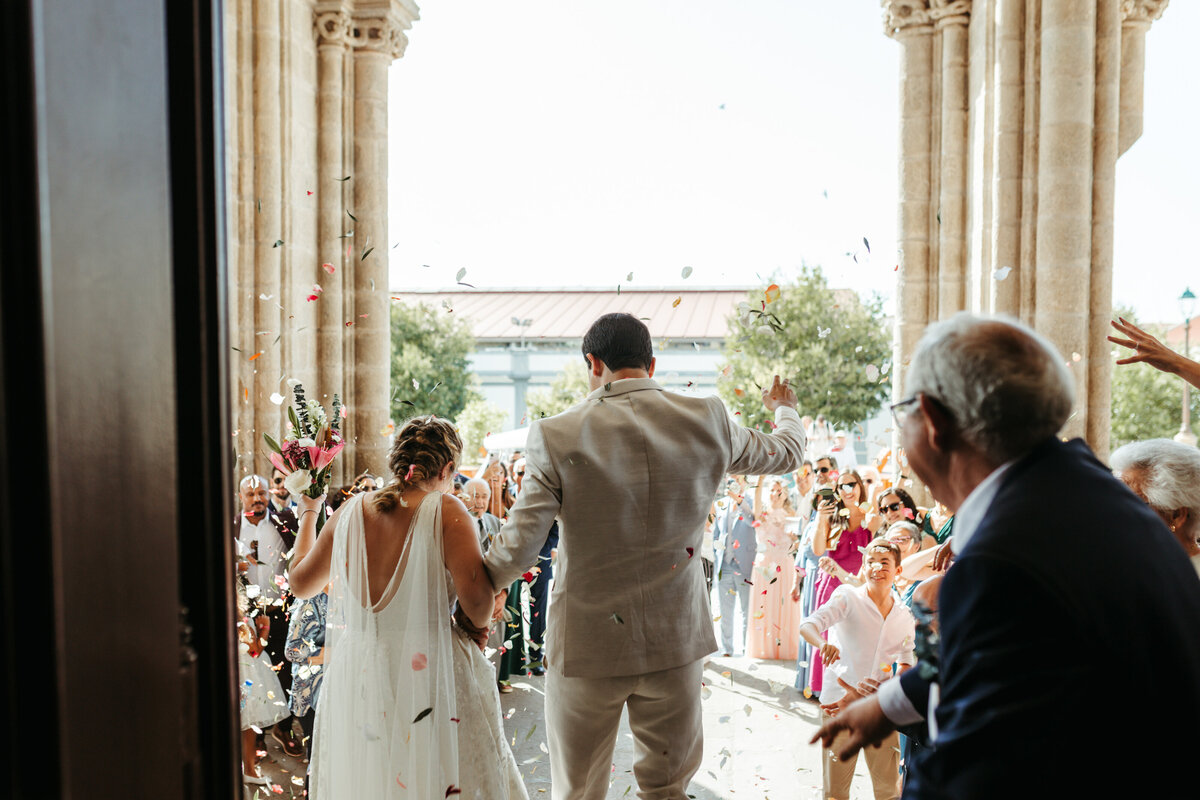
[582,313,653,371]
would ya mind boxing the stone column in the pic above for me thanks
[1087,0,1121,456]
[315,5,351,484]
[884,1,936,407]
[932,1,971,318]
[253,0,284,471]
[990,0,1025,316]
[1118,1,1169,156]
[348,1,418,476]
[1034,0,1096,440]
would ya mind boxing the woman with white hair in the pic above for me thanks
[1110,438,1200,576]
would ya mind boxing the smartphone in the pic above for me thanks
[815,487,837,501]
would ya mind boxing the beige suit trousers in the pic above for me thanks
[820,710,900,800]
[546,659,704,800]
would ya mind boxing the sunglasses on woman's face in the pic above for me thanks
[838,482,859,492]
[880,502,902,513]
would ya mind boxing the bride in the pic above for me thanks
[289,415,527,799]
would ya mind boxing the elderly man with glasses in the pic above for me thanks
[813,313,1200,799]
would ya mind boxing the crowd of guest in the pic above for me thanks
[230,315,1200,797]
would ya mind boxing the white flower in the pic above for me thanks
[297,437,316,448]
[284,469,312,496]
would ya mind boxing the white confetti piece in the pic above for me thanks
[269,392,285,405]
[993,265,1013,281]
[681,266,693,279]
[865,364,880,382]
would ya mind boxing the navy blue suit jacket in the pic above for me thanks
[899,438,1200,797]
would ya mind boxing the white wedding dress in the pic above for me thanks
[310,492,527,800]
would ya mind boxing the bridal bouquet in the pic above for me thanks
[264,383,345,499]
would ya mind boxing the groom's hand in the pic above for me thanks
[762,375,797,412]
[810,694,896,760]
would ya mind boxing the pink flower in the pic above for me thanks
[268,451,290,475]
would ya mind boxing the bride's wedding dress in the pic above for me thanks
[310,492,527,799]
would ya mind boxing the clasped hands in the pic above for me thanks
[453,588,509,652]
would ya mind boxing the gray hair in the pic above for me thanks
[885,520,921,539]
[464,477,490,494]
[1110,439,1200,533]
[905,313,1074,464]
[239,474,270,492]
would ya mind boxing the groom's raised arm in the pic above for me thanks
[723,402,806,477]
[483,420,563,590]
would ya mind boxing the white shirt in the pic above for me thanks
[239,514,286,602]
[802,583,915,705]
[876,460,1014,726]
[1191,551,1200,578]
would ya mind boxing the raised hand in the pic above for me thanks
[761,375,798,412]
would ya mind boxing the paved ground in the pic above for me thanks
[503,655,880,800]
[248,655,883,799]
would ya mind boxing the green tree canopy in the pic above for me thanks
[1109,309,1199,448]
[390,300,479,424]
[526,361,590,420]
[455,398,510,467]
[718,266,892,431]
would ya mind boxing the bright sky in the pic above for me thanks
[388,1,1200,325]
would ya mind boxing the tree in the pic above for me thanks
[526,361,590,420]
[1109,309,1199,448]
[390,300,479,424]
[455,398,510,466]
[718,266,892,431]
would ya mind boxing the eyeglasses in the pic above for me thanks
[880,502,902,513]
[889,396,919,426]
[516,470,525,477]
[816,466,831,474]
[273,476,284,485]
[838,482,859,492]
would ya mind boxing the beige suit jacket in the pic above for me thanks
[483,378,805,678]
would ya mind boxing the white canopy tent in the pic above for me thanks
[483,426,530,453]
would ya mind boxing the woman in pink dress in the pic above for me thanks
[806,470,871,695]
[747,478,803,660]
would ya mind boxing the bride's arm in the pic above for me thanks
[289,494,339,599]
[442,494,495,629]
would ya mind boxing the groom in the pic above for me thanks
[482,312,805,799]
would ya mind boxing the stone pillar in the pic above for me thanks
[253,0,285,468]
[933,2,970,318]
[989,0,1025,317]
[885,2,935,411]
[315,5,351,484]
[1088,0,1121,455]
[1118,1,1168,155]
[348,1,418,476]
[1034,0,1096,441]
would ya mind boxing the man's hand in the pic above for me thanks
[454,604,490,651]
[761,374,798,412]
[819,676,869,717]
[810,694,897,760]
[932,538,954,572]
[491,591,507,622]
[819,642,840,666]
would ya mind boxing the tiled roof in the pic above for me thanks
[388,287,757,342]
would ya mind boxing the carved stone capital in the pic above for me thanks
[930,0,971,28]
[882,1,933,38]
[1120,0,1169,27]
[313,9,351,48]
[349,1,420,60]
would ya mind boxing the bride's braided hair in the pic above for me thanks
[374,415,463,512]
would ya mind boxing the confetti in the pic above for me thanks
[336,175,351,181]
[1071,352,1082,362]
[610,612,624,624]
[273,239,284,248]
[863,236,871,253]
[681,266,693,279]
[413,707,433,724]
[993,265,1013,281]
[865,364,880,382]
[456,267,467,282]
[269,392,285,405]
[249,351,263,361]
[322,262,335,274]
[411,653,427,671]
[626,272,633,281]
[764,284,781,304]
[672,297,682,308]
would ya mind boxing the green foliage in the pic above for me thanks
[390,301,479,424]
[526,361,590,420]
[717,266,892,431]
[455,398,510,466]
[1110,310,1199,447]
